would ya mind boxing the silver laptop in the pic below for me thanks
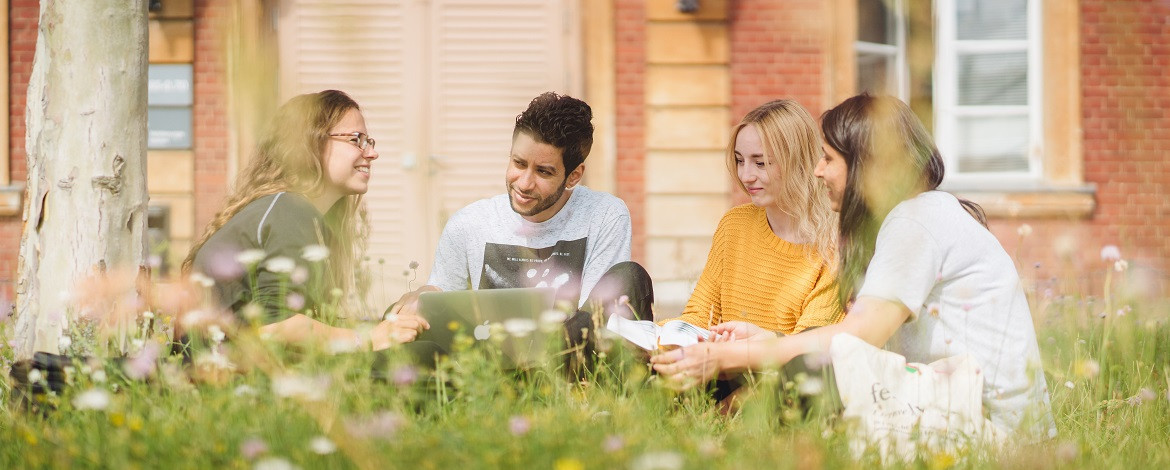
[416,287,559,367]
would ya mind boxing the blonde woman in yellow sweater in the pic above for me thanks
[672,99,842,335]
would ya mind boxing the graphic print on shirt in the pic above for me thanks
[479,238,587,305]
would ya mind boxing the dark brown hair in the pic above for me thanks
[513,92,594,175]
[821,93,986,307]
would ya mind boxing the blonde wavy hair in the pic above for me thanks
[182,90,369,302]
[726,99,838,267]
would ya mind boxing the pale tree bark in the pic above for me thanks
[13,1,149,359]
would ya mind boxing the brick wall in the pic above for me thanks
[192,0,229,240]
[1,0,39,299]
[615,0,646,263]
[727,0,829,207]
[991,0,1170,296]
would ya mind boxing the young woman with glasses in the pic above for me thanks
[182,89,428,351]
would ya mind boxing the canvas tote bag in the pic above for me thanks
[829,333,1002,461]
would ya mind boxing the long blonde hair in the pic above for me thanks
[182,90,369,300]
[727,99,838,266]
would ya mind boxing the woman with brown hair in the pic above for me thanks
[183,90,427,350]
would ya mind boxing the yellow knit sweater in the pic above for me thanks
[671,205,843,335]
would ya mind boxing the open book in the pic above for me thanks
[605,314,712,351]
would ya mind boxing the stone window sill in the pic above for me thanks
[947,184,1096,219]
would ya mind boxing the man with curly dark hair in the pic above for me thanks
[390,92,653,371]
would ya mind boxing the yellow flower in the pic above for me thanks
[109,412,126,427]
[554,457,585,470]
[448,321,461,331]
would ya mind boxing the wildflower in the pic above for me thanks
[124,341,161,380]
[241,303,265,322]
[302,245,329,262]
[502,318,537,337]
[603,435,624,453]
[392,365,418,387]
[508,415,531,436]
[73,388,111,411]
[142,311,154,320]
[409,261,419,270]
[1055,441,1079,462]
[1016,224,1032,237]
[345,411,406,440]
[240,437,268,460]
[235,385,258,397]
[59,335,72,352]
[1074,359,1100,379]
[253,457,297,470]
[1114,260,1128,272]
[92,369,108,384]
[554,458,585,470]
[286,293,306,311]
[291,267,309,285]
[1100,245,1121,262]
[927,303,941,318]
[204,249,245,280]
[208,325,227,343]
[236,249,266,266]
[696,438,722,457]
[1064,381,1075,390]
[272,374,329,402]
[540,309,568,326]
[264,257,296,274]
[189,272,215,288]
[309,436,337,455]
[630,451,685,470]
[797,377,825,396]
[27,369,44,384]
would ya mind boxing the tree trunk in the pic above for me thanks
[13,1,148,359]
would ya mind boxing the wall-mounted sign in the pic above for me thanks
[148,106,192,149]
[148,64,193,106]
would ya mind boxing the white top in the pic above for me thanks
[858,191,1056,438]
[427,185,632,308]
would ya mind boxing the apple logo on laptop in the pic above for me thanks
[473,321,491,341]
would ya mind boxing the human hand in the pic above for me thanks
[649,342,724,390]
[709,321,775,342]
[369,312,430,350]
[386,285,440,320]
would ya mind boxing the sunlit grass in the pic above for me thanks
[1,260,1167,469]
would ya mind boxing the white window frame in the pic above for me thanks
[854,0,909,101]
[935,0,1043,187]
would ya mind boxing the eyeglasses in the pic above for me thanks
[329,132,376,151]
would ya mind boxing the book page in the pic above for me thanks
[657,320,712,349]
[604,314,661,351]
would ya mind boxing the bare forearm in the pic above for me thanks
[720,303,906,372]
[259,314,360,346]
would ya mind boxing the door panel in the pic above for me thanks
[280,0,579,306]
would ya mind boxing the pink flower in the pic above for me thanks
[345,411,406,440]
[392,365,418,387]
[240,437,268,460]
[205,248,245,281]
[286,293,306,311]
[124,341,161,380]
[1100,245,1121,262]
[508,416,531,436]
[603,435,624,453]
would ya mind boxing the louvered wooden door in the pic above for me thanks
[279,0,579,306]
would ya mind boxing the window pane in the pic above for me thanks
[955,115,1030,173]
[857,0,893,44]
[958,52,1027,106]
[857,52,895,95]
[956,0,1027,40]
